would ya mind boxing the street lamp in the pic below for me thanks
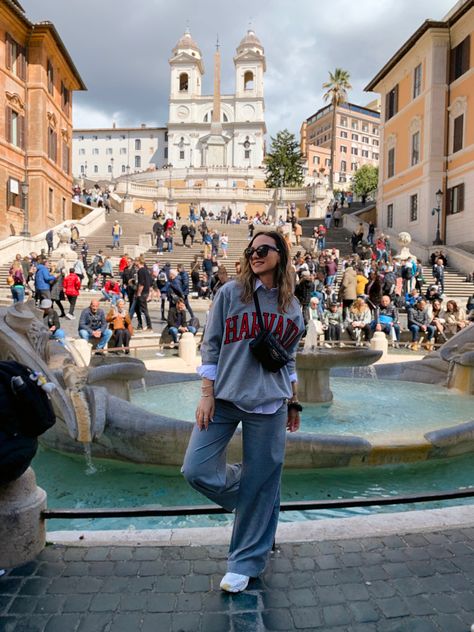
[279,166,285,204]
[20,179,30,237]
[164,162,173,200]
[109,157,114,181]
[431,188,443,245]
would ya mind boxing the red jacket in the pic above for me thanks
[119,256,128,272]
[63,273,81,297]
[104,280,121,295]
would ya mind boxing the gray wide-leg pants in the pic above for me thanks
[182,399,287,577]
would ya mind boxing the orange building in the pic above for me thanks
[0,0,85,239]
[366,0,474,247]
[301,101,380,190]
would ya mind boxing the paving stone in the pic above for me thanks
[12,615,51,631]
[231,611,264,632]
[0,578,23,595]
[146,592,176,613]
[262,608,295,630]
[379,617,439,632]
[47,578,78,595]
[315,555,341,570]
[290,606,323,629]
[119,593,148,612]
[339,539,363,552]
[261,590,291,610]
[141,613,172,632]
[452,589,474,611]
[348,600,380,623]
[452,554,474,572]
[34,595,66,614]
[7,596,37,614]
[200,613,231,632]
[435,613,470,632]
[405,547,431,561]
[286,588,316,607]
[0,617,16,632]
[18,577,51,596]
[376,596,410,618]
[107,547,134,561]
[404,595,436,616]
[383,548,408,563]
[89,593,120,612]
[164,560,191,576]
[439,572,472,591]
[322,604,352,626]
[0,595,12,612]
[317,585,345,605]
[75,578,104,594]
[76,612,113,632]
[427,592,458,613]
[361,552,385,565]
[176,592,202,612]
[293,557,315,571]
[230,592,260,611]
[113,561,140,576]
[61,562,90,577]
[341,552,364,567]
[99,577,130,593]
[313,570,338,586]
[107,613,143,632]
[390,576,424,596]
[382,562,412,579]
[82,548,110,562]
[262,573,288,589]
[35,563,66,578]
[360,565,389,581]
[63,549,85,562]
[126,577,155,593]
[406,561,436,577]
[132,547,161,561]
[62,594,93,612]
[183,574,210,592]
[340,581,370,601]
[38,547,65,562]
[382,535,405,548]
[201,591,231,612]
[86,562,115,576]
[191,560,219,575]
[289,571,313,588]
[137,560,165,577]
[154,575,182,593]
[333,567,363,584]
[421,574,455,593]
[44,614,80,631]
[8,562,40,577]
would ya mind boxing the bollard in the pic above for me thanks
[179,332,196,365]
[370,331,388,359]
[0,468,46,569]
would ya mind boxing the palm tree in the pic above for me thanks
[322,68,352,191]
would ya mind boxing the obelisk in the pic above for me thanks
[205,37,227,166]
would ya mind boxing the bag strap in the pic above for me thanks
[253,290,266,332]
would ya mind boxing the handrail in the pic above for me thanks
[41,487,474,520]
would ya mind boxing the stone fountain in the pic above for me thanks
[296,320,382,402]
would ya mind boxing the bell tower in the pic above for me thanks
[169,29,204,101]
[234,29,265,100]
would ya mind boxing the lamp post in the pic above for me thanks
[109,157,114,182]
[20,179,30,237]
[432,188,443,245]
[279,166,284,204]
[164,162,173,200]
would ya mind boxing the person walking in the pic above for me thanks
[135,259,153,331]
[111,221,122,249]
[182,231,304,593]
[63,268,81,319]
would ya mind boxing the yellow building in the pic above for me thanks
[366,0,473,247]
[0,0,85,239]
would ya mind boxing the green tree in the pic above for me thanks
[265,129,304,188]
[322,68,352,191]
[352,164,379,202]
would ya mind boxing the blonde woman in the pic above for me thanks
[345,297,373,343]
[182,231,304,593]
[442,300,469,336]
[106,298,133,353]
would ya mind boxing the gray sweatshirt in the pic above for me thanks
[200,280,304,410]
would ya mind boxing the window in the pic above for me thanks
[61,82,70,111]
[92,148,99,155]
[351,120,358,130]
[179,150,185,160]
[179,72,189,91]
[447,183,464,215]
[312,156,320,165]
[47,60,54,95]
[121,164,126,173]
[244,150,250,159]
[372,139,379,146]
[340,116,347,127]
[340,131,348,138]
[362,124,369,133]
[135,155,141,168]
[387,203,393,228]
[94,165,98,173]
[105,135,112,140]
[62,197,66,222]
[62,140,70,174]
[340,145,347,153]
[450,36,470,82]
[410,194,418,222]
[387,148,395,178]
[362,136,369,144]
[413,63,422,98]
[106,148,113,155]
[120,147,126,154]
[386,85,399,120]
[453,114,464,153]
[372,152,379,160]
[48,127,57,162]
[340,160,347,172]
[120,134,126,140]
[135,139,141,151]
[362,150,369,158]
[48,188,54,216]
[107,164,112,173]
[80,164,85,174]
[5,34,26,80]
[5,107,25,149]
[373,126,379,135]
[244,71,254,90]
[351,162,358,171]
[78,135,84,141]
[79,148,85,155]
[165,131,168,142]
[352,133,359,141]
[164,147,168,159]
[411,131,420,166]
[351,147,358,155]
[7,177,20,208]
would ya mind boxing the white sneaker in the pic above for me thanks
[66,313,75,320]
[219,572,249,593]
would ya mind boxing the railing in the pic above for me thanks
[41,487,474,520]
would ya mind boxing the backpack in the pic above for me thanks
[0,361,56,484]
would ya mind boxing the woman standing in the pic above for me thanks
[182,231,304,593]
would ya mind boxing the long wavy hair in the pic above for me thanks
[238,230,294,313]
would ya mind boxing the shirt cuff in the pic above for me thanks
[289,372,298,382]
[197,364,217,380]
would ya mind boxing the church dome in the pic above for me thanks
[173,29,202,56]
[237,29,264,54]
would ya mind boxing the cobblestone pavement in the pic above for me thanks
[1,527,474,631]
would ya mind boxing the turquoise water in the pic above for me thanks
[131,378,474,439]
[33,447,474,532]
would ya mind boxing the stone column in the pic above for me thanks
[0,468,46,569]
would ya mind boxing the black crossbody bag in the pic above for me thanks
[249,291,291,373]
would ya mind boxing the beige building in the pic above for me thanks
[0,0,85,239]
[366,0,474,247]
[301,102,381,190]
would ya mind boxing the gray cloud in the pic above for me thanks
[21,0,455,137]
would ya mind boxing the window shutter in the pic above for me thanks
[453,114,464,152]
[446,188,452,215]
[394,85,399,115]
[463,36,470,75]
[20,45,27,81]
[19,115,25,150]
[458,183,465,212]
[5,107,12,143]
[6,34,12,70]
[385,93,390,121]
[449,47,456,82]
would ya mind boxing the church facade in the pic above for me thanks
[167,28,266,170]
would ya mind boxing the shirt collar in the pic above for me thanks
[254,279,278,292]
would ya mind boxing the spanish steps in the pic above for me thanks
[0,212,472,309]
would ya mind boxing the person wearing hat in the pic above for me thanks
[40,299,65,344]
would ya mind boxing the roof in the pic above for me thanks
[365,0,473,92]
[306,101,381,125]
[74,126,167,133]
[173,29,201,55]
[237,29,264,52]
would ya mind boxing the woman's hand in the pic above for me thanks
[195,396,215,431]
[286,409,300,433]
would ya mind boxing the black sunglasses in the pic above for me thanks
[244,244,280,259]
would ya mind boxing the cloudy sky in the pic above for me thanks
[22,0,455,138]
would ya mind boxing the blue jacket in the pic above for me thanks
[78,307,107,335]
[35,264,55,290]
[178,271,190,296]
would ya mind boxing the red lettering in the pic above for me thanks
[263,312,276,331]
[250,312,260,338]
[238,312,250,339]
[224,315,239,344]
[274,315,285,340]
